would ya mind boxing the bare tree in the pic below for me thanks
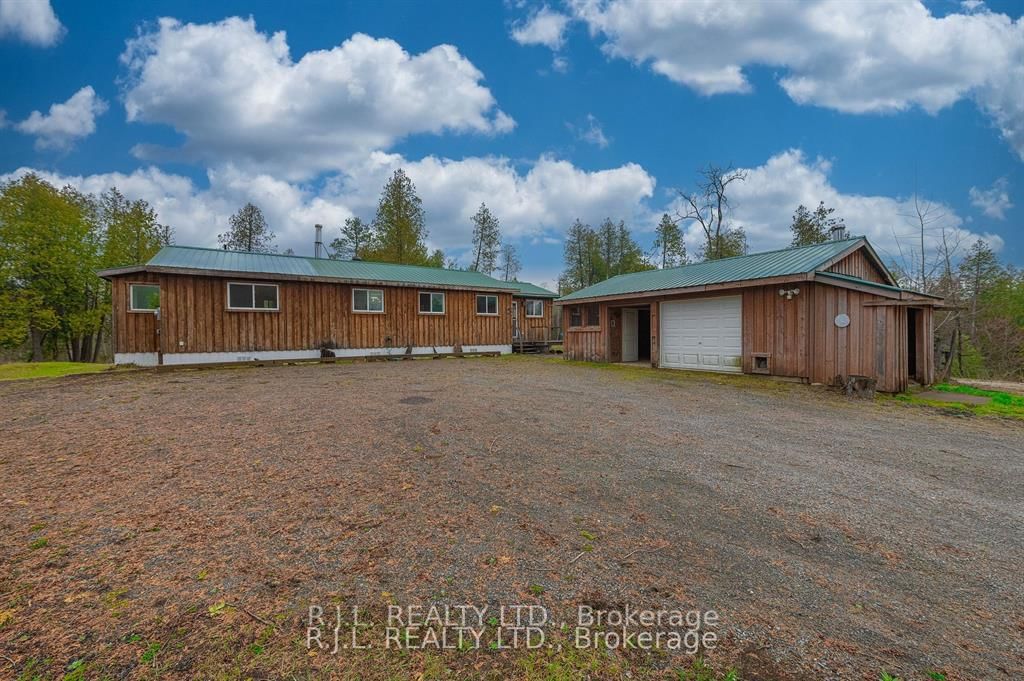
[676,164,748,260]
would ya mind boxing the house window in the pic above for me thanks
[353,288,384,313]
[586,303,600,326]
[569,306,582,328]
[419,291,445,314]
[525,299,544,318]
[129,284,160,311]
[227,282,279,310]
[476,294,498,315]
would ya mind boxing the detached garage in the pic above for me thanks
[555,237,945,393]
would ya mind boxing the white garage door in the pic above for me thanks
[660,296,742,372]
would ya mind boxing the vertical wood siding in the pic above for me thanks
[561,282,929,392]
[826,250,888,283]
[515,297,555,341]
[111,274,513,354]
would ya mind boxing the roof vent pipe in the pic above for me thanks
[830,224,847,241]
[314,224,324,258]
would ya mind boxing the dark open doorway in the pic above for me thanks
[637,308,651,362]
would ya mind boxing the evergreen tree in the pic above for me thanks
[559,219,600,293]
[497,242,521,281]
[959,239,1004,339]
[100,187,170,267]
[426,248,446,268]
[219,203,276,252]
[329,216,374,260]
[790,201,844,247]
[364,169,432,265]
[652,213,687,268]
[615,220,650,275]
[469,203,501,274]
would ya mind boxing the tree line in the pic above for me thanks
[0,174,171,362]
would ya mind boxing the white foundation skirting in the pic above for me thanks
[114,345,512,366]
[113,352,160,366]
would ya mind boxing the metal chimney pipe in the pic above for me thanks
[830,224,847,241]
[314,224,323,258]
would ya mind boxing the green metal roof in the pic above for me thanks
[815,271,941,298]
[497,280,558,298]
[557,238,871,302]
[136,245,550,294]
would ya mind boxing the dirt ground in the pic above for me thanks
[1,356,1022,680]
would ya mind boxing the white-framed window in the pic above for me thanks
[476,294,498,315]
[418,291,445,314]
[227,282,279,310]
[525,299,544,318]
[129,284,160,312]
[353,288,384,313]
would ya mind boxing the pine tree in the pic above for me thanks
[652,213,687,268]
[100,187,170,267]
[469,203,501,274]
[364,169,431,265]
[219,203,276,252]
[559,219,599,293]
[790,201,844,247]
[615,221,650,275]
[329,217,374,260]
[497,243,521,281]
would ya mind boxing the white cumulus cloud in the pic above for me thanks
[119,17,516,179]
[969,178,1014,219]
[0,153,655,261]
[0,0,64,46]
[569,0,1024,159]
[667,149,1002,265]
[15,86,108,150]
[511,6,571,49]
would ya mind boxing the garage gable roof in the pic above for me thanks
[557,238,886,302]
[100,245,552,296]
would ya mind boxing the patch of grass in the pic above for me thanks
[579,530,597,541]
[0,362,112,382]
[140,642,161,663]
[28,522,46,532]
[528,584,545,596]
[28,537,48,550]
[62,659,85,681]
[102,587,129,615]
[893,383,1024,420]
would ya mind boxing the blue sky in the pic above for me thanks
[1,0,1021,289]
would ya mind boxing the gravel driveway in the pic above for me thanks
[1,356,1021,680]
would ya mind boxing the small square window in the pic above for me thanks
[130,284,160,311]
[569,307,582,328]
[525,299,543,318]
[419,291,445,314]
[354,288,384,312]
[476,294,498,315]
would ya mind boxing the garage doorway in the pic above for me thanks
[621,307,651,363]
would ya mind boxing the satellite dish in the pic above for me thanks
[835,313,850,328]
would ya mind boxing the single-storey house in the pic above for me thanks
[98,246,557,366]
[555,236,944,393]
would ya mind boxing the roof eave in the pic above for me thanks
[555,272,814,305]
[99,265,514,293]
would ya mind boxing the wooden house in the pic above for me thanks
[98,246,557,366]
[555,237,944,393]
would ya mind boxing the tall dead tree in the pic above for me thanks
[676,164,748,261]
